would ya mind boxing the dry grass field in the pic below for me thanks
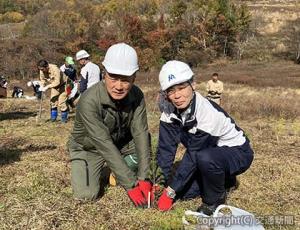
[0,61,299,229]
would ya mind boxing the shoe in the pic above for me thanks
[197,203,219,216]
[197,193,226,216]
[225,177,240,197]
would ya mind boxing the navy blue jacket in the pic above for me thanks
[157,92,247,192]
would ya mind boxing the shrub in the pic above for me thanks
[0,11,24,23]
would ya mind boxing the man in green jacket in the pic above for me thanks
[68,43,153,207]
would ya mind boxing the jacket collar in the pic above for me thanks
[170,93,197,129]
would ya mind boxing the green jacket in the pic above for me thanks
[70,81,150,189]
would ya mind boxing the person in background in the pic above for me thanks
[68,43,152,207]
[156,61,253,215]
[60,56,79,109]
[206,72,224,105]
[27,80,42,99]
[0,75,7,88]
[37,60,69,123]
[75,50,101,93]
[11,86,24,98]
[0,75,8,98]
[60,56,77,82]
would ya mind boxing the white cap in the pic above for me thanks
[159,60,194,91]
[76,50,90,60]
[102,43,139,76]
[27,81,32,87]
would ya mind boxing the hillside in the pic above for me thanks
[237,0,300,60]
[2,0,299,80]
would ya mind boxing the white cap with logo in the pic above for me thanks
[159,60,194,91]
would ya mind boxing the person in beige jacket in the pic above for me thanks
[206,72,223,105]
[37,60,68,122]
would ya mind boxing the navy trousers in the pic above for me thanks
[171,141,254,204]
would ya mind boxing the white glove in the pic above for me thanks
[39,85,49,92]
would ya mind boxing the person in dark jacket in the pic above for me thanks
[60,56,80,109]
[11,86,24,98]
[27,80,42,99]
[156,60,254,215]
[60,56,77,82]
[0,75,8,98]
[68,43,153,207]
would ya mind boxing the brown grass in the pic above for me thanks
[0,61,299,229]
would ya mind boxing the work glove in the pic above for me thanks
[66,85,72,95]
[127,185,147,207]
[39,85,49,92]
[138,180,154,202]
[157,188,174,211]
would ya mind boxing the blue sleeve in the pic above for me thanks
[79,77,88,93]
[157,121,180,183]
[80,70,89,93]
[170,130,213,193]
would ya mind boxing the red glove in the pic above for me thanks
[157,189,174,211]
[138,180,154,202]
[66,85,72,95]
[127,186,147,207]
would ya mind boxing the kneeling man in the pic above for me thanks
[68,43,152,207]
[156,61,253,215]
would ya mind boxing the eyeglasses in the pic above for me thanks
[166,82,191,97]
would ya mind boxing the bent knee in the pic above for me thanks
[197,150,214,165]
[73,188,100,201]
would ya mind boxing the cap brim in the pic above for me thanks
[102,63,139,76]
[162,78,193,91]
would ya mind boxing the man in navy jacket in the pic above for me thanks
[156,60,253,215]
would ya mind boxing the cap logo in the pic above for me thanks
[168,74,175,82]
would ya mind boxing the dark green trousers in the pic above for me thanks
[68,137,138,201]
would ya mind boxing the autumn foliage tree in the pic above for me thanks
[0,0,251,78]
